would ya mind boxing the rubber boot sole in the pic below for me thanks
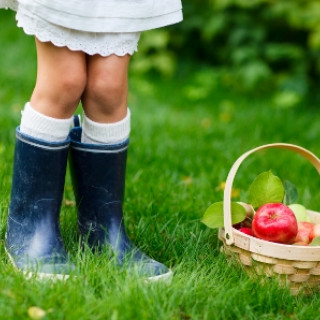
[145,269,173,284]
[5,248,71,281]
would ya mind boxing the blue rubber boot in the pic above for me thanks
[5,128,74,279]
[69,126,172,282]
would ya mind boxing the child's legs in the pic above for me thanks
[30,39,87,119]
[81,54,131,123]
[7,41,88,276]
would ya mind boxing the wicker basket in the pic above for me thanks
[219,143,320,295]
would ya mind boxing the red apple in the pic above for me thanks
[252,203,298,244]
[239,227,254,236]
[295,221,314,244]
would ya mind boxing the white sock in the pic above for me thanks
[81,109,131,144]
[20,102,73,142]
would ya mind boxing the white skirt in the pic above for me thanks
[2,1,141,56]
[2,0,183,32]
[15,7,141,56]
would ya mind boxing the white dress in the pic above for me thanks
[1,0,183,56]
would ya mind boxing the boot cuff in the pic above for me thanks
[69,127,129,152]
[16,127,70,150]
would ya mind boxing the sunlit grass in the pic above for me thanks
[1,9,320,320]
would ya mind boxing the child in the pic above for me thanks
[1,0,183,280]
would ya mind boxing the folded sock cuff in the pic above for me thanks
[20,102,73,142]
[81,109,131,144]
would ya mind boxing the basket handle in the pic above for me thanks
[223,143,320,245]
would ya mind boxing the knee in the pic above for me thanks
[85,71,127,114]
[32,68,87,118]
[57,70,87,107]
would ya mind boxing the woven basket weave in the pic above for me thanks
[219,143,320,295]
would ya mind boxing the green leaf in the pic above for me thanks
[201,201,246,229]
[283,180,299,205]
[248,170,285,209]
[288,204,311,222]
[309,236,320,246]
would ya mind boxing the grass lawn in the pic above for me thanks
[2,9,320,320]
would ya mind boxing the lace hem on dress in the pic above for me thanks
[15,8,140,56]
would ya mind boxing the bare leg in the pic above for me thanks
[30,39,87,119]
[81,54,131,123]
[6,40,89,278]
[68,53,171,281]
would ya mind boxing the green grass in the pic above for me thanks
[1,9,320,320]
